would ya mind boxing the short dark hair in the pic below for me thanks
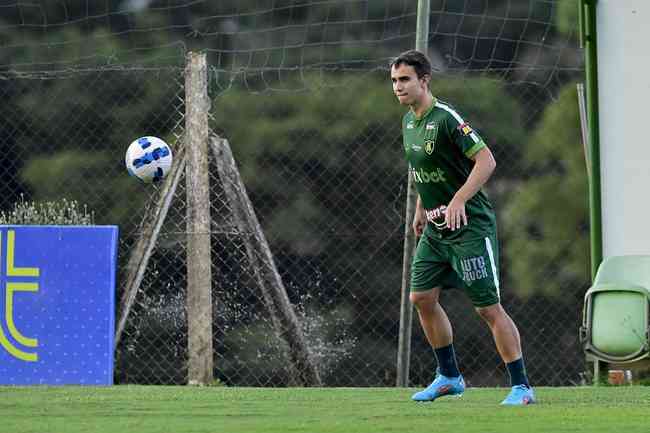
[389,50,431,79]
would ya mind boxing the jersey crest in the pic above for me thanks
[424,122,438,154]
[424,140,434,155]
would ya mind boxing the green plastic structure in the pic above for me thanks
[581,255,650,363]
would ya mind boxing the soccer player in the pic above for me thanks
[390,49,535,405]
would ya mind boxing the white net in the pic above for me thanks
[2,2,579,75]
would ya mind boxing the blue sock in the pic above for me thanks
[434,344,460,378]
[506,358,530,387]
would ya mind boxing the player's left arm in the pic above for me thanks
[445,146,496,230]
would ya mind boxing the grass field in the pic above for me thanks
[1,386,648,433]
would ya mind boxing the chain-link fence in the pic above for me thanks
[0,0,587,387]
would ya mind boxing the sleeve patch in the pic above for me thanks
[457,123,473,136]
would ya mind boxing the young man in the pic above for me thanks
[390,49,535,405]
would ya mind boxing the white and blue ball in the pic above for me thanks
[125,136,173,183]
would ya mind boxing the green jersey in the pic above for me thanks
[402,98,497,242]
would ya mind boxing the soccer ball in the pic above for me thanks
[125,136,173,183]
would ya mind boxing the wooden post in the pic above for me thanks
[115,149,186,350]
[211,136,322,386]
[185,52,213,385]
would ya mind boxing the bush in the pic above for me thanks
[0,195,95,225]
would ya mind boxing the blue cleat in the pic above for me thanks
[500,385,536,405]
[411,373,465,402]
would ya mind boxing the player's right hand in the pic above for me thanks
[412,210,426,237]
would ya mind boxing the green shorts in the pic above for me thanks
[410,232,500,307]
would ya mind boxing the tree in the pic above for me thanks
[555,1,580,38]
[502,83,589,299]
[211,71,524,311]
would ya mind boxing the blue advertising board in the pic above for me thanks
[0,226,118,385]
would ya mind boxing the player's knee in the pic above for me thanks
[409,290,439,309]
[475,303,503,325]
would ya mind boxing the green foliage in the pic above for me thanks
[212,73,403,258]
[20,150,143,225]
[16,71,179,156]
[556,1,580,38]
[15,68,180,229]
[433,75,525,161]
[0,195,94,225]
[212,73,524,261]
[502,83,589,298]
[8,17,184,68]
[208,378,226,387]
